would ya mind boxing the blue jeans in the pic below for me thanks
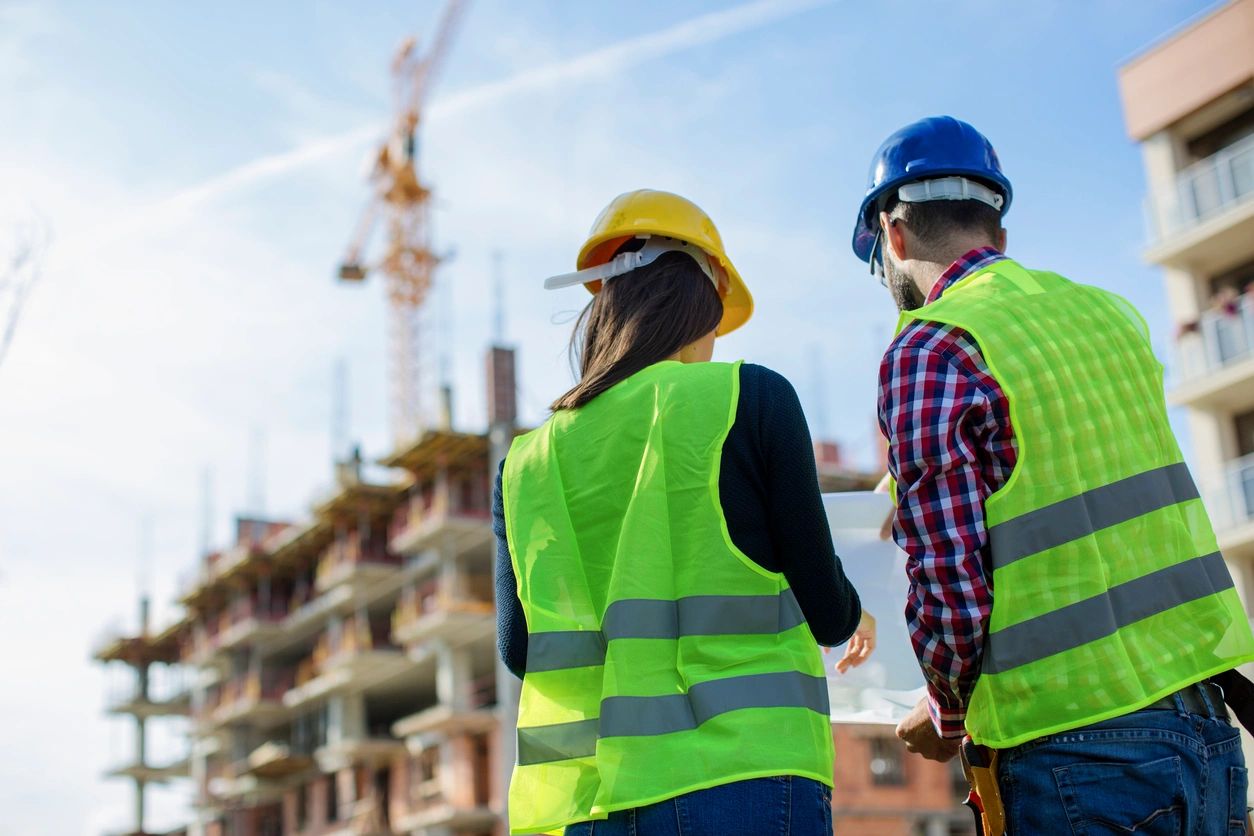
[999,694,1248,834]
[563,776,833,836]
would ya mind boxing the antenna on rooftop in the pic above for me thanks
[199,467,213,556]
[332,358,350,462]
[248,426,267,517]
[137,516,153,635]
[492,249,506,345]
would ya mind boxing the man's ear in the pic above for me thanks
[879,210,908,262]
[996,226,1008,252]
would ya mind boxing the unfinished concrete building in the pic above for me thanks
[95,598,192,836]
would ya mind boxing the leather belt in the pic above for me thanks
[1144,680,1227,716]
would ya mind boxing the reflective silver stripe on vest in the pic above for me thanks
[526,631,607,674]
[516,718,599,766]
[599,671,829,738]
[989,463,1200,569]
[525,590,806,673]
[981,551,1233,675]
[515,671,828,766]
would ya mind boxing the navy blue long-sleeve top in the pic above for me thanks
[493,363,861,678]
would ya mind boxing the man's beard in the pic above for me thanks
[886,258,926,311]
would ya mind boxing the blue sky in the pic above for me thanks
[0,0,1218,832]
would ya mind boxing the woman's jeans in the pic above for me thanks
[999,691,1249,834]
[562,776,832,836]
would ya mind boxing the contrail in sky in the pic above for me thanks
[86,0,836,243]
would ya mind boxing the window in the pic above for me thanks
[294,783,308,832]
[1186,105,1254,162]
[471,733,491,806]
[326,773,340,822]
[868,736,907,786]
[1236,409,1254,459]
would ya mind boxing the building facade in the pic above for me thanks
[1119,1,1254,625]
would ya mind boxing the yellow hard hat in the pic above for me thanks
[575,189,753,336]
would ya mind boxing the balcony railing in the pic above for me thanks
[391,576,494,638]
[1174,292,1254,383]
[201,669,294,723]
[1149,132,1254,241]
[390,481,491,543]
[294,616,396,687]
[1207,454,1254,534]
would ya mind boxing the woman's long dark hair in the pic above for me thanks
[551,250,723,411]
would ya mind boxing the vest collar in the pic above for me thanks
[928,246,1007,304]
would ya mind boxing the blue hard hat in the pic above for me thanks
[851,116,1012,263]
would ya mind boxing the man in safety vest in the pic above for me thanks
[855,115,1254,832]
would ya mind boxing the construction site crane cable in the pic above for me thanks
[338,0,469,442]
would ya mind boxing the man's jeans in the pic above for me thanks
[999,692,1249,834]
[563,776,832,836]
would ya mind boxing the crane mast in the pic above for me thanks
[338,0,468,442]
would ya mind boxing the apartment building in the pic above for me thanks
[1119,1,1254,602]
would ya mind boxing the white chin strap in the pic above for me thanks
[544,236,719,291]
[897,176,1004,211]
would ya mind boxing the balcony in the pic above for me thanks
[391,577,495,648]
[395,673,497,752]
[394,804,496,834]
[314,540,402,595]
[205,670,293,729]
[106,689,191,719]
[389,483,493,558]
[216,601,287,652]
[105,751,190,782]
[315,736,407,773]
[1208,454,1254,555]
[284,619,409,709]
[1146,133,1254,271]
[239,741,314,780]
[1171,291,1254,409]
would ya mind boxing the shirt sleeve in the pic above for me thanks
[493,460,528,679]
[877,327,999,739]
[750,365,862,647]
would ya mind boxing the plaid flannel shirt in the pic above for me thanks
[877,246,1017,739]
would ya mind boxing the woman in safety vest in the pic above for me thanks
[492,189,869,836]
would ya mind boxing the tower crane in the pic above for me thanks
[338,0,469,442]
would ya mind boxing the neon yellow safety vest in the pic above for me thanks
[896,258,1254,750]
[502,360,834,835]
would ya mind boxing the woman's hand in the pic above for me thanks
[834,610,876,674]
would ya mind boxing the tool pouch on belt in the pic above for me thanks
[961,737,1005,836]
[1212,669,1254,735]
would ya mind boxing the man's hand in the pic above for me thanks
[874,472,895,541]
[895,697,961,763]
[834,611,876,674]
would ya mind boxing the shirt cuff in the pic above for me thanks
[927,689,968,740]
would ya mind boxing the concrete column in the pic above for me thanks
[924,817,948,836]
[1140,130,1184,239]
[328,692,366,746]
[440,548,465,601]
[435,639,472,711]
